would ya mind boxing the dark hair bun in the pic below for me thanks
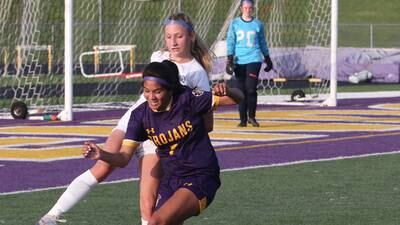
[161,60,179,80]
[142,60,181,91]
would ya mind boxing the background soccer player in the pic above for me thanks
[226,0,273,127]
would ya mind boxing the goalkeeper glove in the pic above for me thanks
[264,55,273,72]
[226,55,235,75]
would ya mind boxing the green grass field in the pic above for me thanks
[0,2,399,223]
[339,0,400,47]
[2,154,400,225]
[339,0,400,23]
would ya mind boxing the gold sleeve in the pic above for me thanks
[212,95,220,111]
[122,139,137,148]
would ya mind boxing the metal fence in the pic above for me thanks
[339,23,400,48]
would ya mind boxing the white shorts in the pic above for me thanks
[135,140,157,158]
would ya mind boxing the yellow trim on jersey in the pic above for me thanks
[212,95,220,111]
[122,139,138,147]
[199,197,208,213]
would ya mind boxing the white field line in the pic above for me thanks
[2,150,400,196]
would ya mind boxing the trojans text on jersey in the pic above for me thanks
[146,120,193,146]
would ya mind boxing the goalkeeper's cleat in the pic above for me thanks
[237,121,247,127]
[36,215,66,225]
[248,118,260,127]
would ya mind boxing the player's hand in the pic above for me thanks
[225,62,234,75]
[82,141,101,160]
[264,55,273,72]
[225,55,235,75]
[213,82,227,96]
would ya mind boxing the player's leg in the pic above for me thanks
[137,141,162,225]
[148,188,199,225]
[37,129,125,224]
[234,64,248,127]
[148,175,220,225]
[246,62,262,127]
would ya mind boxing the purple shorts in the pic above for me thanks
[155,174,221,213]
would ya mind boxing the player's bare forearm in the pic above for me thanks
[213,83,244,105]
[217,87,243,105]
[226,87,244,104]
[97,149,133,167]
[104,129,125,153]
[83,141,135,167]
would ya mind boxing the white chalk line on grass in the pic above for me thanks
[2,150,400,196]
[338,91,400,99]
[0,177,140,196]
[221,150,400,172]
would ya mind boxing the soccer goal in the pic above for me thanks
[210,0,338,107]
[0,0,337,121]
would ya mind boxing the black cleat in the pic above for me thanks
[237,121,247,127]
[248,118,260,127]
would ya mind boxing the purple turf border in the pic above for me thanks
[1,97,400,193]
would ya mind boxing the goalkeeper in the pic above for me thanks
[226,0,273,127]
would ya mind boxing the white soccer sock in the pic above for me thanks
[47,170,98,217]
[141,217,149,225]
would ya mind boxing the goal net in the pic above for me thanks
[0,0,336,120]
[210,0,337,106]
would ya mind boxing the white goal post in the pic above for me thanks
[326,0,338,107]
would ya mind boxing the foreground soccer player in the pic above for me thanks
[36,12,214,225]
[82,60,243,225]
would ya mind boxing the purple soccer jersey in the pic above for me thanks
[125,88,220,178]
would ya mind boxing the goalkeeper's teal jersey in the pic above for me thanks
[226,17,270,64]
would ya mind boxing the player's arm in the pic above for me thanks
[187,70,214,132]
[226,21,236,56]
[202,111,214,133]
[226,21,236,75]
[195,71,214,132]
[103,129,125,154]
[258,21,273,72]
[212,82,244,106]
[114,95,146,133]
[258,22,270,57]
[83,140,140,168]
